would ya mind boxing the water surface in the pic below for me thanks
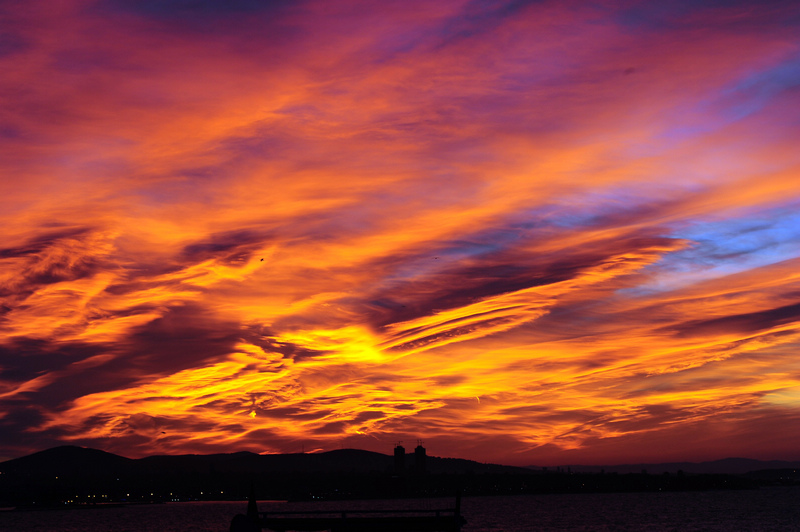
[1,487,797,531]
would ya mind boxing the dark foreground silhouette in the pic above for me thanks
[231,491,466,532]
[2,446,796,509]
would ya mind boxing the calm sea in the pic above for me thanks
[1,487,798,531]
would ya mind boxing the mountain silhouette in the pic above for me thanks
[538,457,800,475]
[0,445,134,477]
[0,446,532,506]
[1,446,794,507]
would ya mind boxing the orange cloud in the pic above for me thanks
[2,0,800,465]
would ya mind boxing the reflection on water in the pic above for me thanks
[463,488,800,531]
[1,487,798,531]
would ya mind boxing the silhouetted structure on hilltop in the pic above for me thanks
[394,443,405,475]
[415,441,427,475]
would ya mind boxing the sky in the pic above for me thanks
[1,0,799,467]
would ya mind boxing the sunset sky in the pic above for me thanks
[2,0,800,466]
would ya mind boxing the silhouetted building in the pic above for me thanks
[414,442,426,475]
[394,444,405,475]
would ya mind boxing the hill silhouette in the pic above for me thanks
[0,446,530,506]
[0,445,134,478]
[2,446,794,507]
[134,447,530,476]
[545,457,800,475]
